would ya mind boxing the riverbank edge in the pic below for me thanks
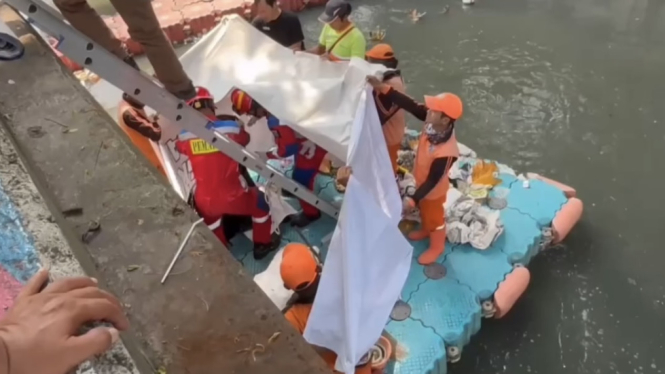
[0,6,329,374]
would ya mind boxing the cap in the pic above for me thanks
[187,86,214,110]
[231,89,254,114]
[319,0,350,23]
[366,44,395,60]
[424,92,463,120]
[280,243,318,291]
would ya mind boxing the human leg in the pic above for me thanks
[225,188,281,259]
[290,147,327,227]
[416,197,447,265]
[110,0,196,100]
[52,0,128,58]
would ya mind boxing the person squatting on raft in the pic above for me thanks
[280,243,372,374]
[309,0,366,62]
[230,89,326,228]
[365,44,407,175]
[116,94,166,177]
[367,76,463,265]
[176,87,281,259]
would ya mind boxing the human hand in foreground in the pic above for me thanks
[336,166,353,188]
[0,269,129,374]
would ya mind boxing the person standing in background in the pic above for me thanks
[310,0,366,61]
[252,0,305,50]
[52,0,196,102]
[365,44,407,175]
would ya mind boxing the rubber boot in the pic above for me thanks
[417,230,446,265]
[290,211,321,228]
[253,232,282,260]
[407,228,429,241]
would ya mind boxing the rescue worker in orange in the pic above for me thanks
[365,44,406,175]
[280,243,372,374]
[176,87,281,259]
[367,76,462,265]
[116,94,166,176]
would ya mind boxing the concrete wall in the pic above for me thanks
[0,6,328,374]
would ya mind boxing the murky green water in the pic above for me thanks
[89,0,665,372]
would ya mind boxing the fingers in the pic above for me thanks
[66,327,119,368]
[18,268,49,299]
[43,277,98,294]
[71,298,130,331]
[68,287,124,311]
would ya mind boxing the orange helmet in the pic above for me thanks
[424,93,463,120]
[231,89,254,115]
[365,44,395,61]
[280,243,319,291]
[187,86,215,110]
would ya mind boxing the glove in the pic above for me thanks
[300,140,317,159]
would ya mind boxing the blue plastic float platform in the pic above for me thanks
[234,159,577,374]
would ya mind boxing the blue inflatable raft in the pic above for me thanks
[232,142,583,374]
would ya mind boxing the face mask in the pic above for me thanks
[425,123,453,145]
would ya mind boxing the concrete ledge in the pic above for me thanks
[0,7,328,374]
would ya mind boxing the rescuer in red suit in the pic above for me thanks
[176,87,281,259]
[230,89,326,227]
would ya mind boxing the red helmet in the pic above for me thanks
[230,89,254,115]
[187,86,215,110]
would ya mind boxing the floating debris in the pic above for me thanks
[369,26,386,41]
[440,5,450,14]
[409,9,426,22]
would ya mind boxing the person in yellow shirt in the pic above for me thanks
[280,243,372,374]
[310,0,366,62]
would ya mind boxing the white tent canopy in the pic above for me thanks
[179,16,382,163]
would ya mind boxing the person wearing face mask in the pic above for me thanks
[366,76,462,265]
[365,44,406,175]
[309,0,366,62]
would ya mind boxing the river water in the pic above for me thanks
[92,0,665,372]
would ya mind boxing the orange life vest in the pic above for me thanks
[376,73,406,146]
[413,129,460,200]
[117,102,165,176]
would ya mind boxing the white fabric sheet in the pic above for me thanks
[303,89,412,373]
[178,15,386,163]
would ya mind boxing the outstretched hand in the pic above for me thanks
[0,269,129,374]
[366,75,383,89]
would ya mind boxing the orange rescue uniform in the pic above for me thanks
[285,304,372,374]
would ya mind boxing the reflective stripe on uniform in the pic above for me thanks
[207,218,222,230]
[253,214,270,224]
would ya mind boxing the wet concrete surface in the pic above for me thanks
[298,0,665,373]
[0,8,329,374]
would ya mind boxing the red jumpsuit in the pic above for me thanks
[176,120,272,246]
[268,121,327,219]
